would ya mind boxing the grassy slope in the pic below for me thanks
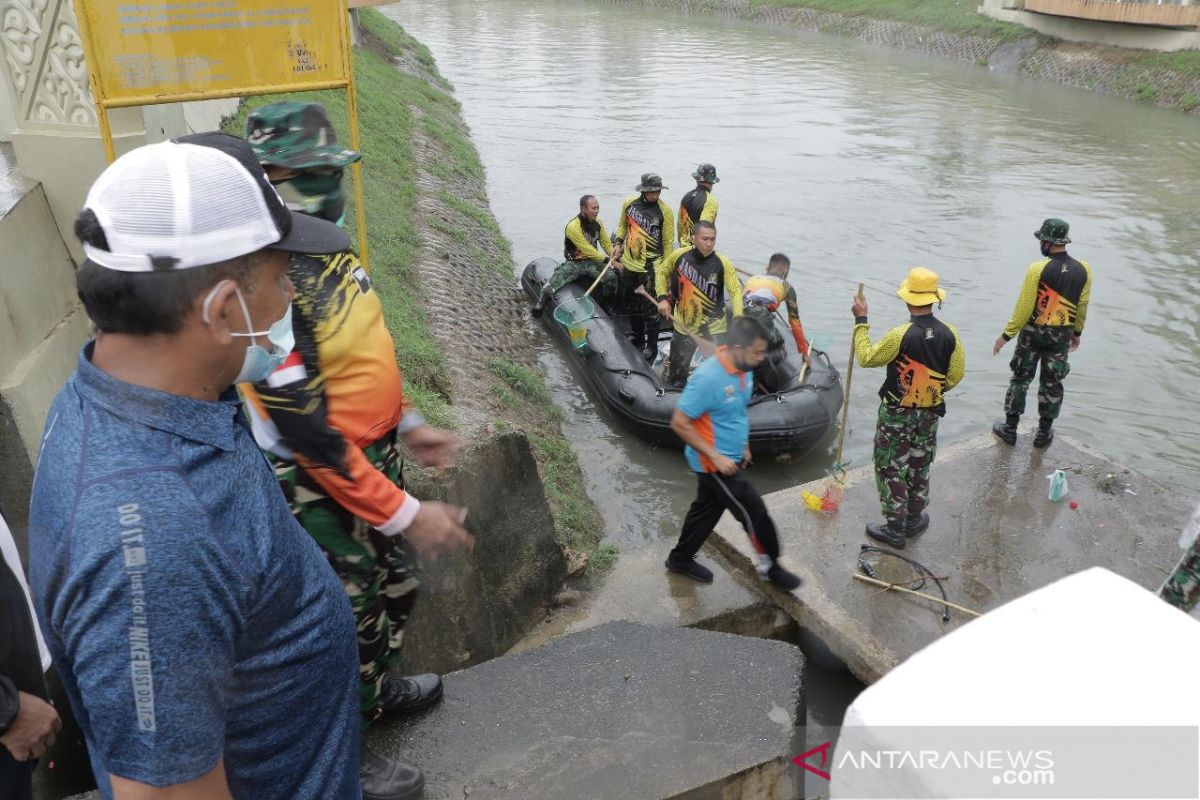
[224,10,607,567]
[750,0,1200,108]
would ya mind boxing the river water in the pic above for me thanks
[384,0,1200,555]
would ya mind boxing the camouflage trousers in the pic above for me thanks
[873,403,941,526]
[1159,536,1200,613]
[1004,325,1073,421]
[744,304,785,351]
[547,258,618,302]
[271,434,419,729]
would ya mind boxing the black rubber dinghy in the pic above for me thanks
[521,257,844,457]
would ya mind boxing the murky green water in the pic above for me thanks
[382,0,1200,757]
[384,0,1200,553]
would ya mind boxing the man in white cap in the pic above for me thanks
[28,132,439,800]
[851,268,965,550]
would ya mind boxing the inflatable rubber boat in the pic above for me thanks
[521,257,843,457]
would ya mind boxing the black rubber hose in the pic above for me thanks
[859,544,951,622]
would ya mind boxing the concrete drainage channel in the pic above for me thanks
[368,544,866,800]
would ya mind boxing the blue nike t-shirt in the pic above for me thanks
[29,345,361,799]
[676,349,753,473]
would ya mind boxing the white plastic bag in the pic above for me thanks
[1047,469,1068,502]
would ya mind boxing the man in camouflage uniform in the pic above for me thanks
[1160,504,1200,613]
[993,218,1093,449]
[241,102,473,800]
[852,268,965,549]
[530,194,616,316]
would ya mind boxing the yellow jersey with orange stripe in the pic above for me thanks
[655,246,743,336]
[678,186,718,247]
[614,194,675,272]
[1002,253,1093,341]
[853,314,965,417]
[239,249,420,536]
[742,274,809,354]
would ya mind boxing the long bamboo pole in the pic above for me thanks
[853,573,982,618]
[832,283,864,468]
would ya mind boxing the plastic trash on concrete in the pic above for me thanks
[1047,468,1068,502]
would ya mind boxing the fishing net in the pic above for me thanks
[552,296,596,352]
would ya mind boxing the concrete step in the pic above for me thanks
[711,430,1195,684]
[370,620,806,800]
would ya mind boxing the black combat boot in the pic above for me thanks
[1033,419,1054,449]
[865,520,907,549]
[361,748,424,800]
[992,414,1019,445]
[530,285,551,318]
[905,511,930,537]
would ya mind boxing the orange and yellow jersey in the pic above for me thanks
[853,314,965,417]
[614,194,675,272]
[239,250,419,536]
[563,214,612,262]
[743,274,809,354]
[678,186,719,247]
[655,246,743,336]
[1002,253,1093,340]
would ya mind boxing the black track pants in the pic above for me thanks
[670,468,781,565]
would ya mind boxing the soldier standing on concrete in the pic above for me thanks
[666,316,802,592]
[678,163,720,248]
[613,174,675,362]
[992,218,1093,449]
[1160,503,1200,613]
[852,268,965,549]
[244,101,473,800]
[531,194,616,316]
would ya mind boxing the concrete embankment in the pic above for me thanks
[712,428,1197,684]
[603,0,1200,113]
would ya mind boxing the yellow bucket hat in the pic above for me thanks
[897,267,946,306]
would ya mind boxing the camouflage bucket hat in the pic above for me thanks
[1033,217,1071,245]
[692,163,719,184]
[246,101,363,169]
[636,173,668,192]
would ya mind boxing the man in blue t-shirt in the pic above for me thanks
[29,134,364,800]
[666,317,803,591]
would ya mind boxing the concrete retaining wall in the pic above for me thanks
[0,179,88,549]
[982,0,1200,53]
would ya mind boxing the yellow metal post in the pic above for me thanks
[340,3,370,271]
[73,0,117,162]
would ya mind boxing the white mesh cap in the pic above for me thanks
[80,132,349,271]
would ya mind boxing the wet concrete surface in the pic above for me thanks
[710,428,1196,685]
[370,620,805,800]
[508,546,788,656]
[0,142,35,218]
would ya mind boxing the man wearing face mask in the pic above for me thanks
[992,218,1093,449]
[29,133,363,800]
[666,317,803,592]
[243,101,471,800]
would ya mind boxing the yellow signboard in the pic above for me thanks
[74,0,371,269]
[75,0,350,108]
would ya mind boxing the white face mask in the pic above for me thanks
[202,281,294,385]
